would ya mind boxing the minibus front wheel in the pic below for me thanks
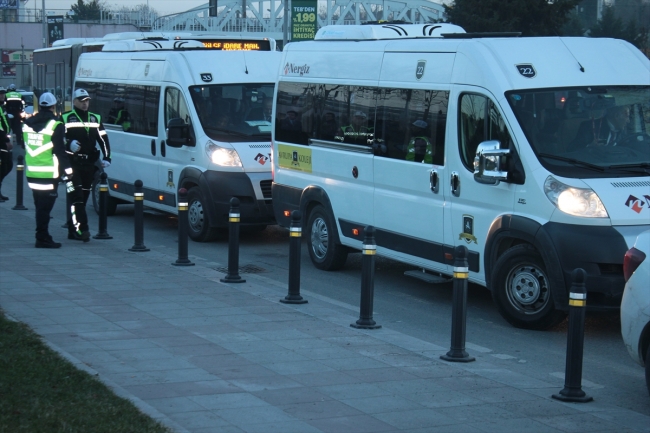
[307,205,348,271]
[491,244,566,330]
[186,187,219,242]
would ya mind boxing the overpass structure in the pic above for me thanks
[150,0,446,39]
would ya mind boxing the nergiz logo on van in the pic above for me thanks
[515,64,536,78]
[415,60,426,80]
[284,63,310,76]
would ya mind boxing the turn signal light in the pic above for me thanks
[624,247,646,282]
[352,228,359,236]
[159,195,164,201]
[283,210,291,217]
[113,183,118,189]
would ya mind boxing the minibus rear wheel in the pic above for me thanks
[307,205,348,271]
[491,244,566,330]
[186,187,218,242]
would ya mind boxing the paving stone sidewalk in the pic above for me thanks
[1,191,649,433]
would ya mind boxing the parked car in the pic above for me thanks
[620,229,650,396]
[18,90,34,115]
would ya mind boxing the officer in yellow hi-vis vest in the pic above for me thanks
[22,92,74,249]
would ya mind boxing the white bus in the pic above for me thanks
[74,35,282,241]
[271,23,650,329]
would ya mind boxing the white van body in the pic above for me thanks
[74,36,282,241]
[271,24,650,329]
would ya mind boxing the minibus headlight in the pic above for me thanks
[543,176,608,218]
[206,141,242,167]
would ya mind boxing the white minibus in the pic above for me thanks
[271,23,650,329]
[74,35,282,241]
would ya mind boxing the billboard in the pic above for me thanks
[291,0,317,42]
[47,16,65,47]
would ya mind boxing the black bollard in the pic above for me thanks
[552,268,593,403]
[128,179,149,252]
[441,245,475,362]
[220,197,245,283]
[351,226,381,329]
[11,155,27,211]
[173,188,194,266]
[280,210,307,304]
[93,172,113,240]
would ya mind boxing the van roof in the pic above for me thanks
[101,39,206,52]
[315,23,465,40]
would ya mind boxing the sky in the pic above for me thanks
[28,0,208,17]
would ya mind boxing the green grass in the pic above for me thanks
[0,310,175,433]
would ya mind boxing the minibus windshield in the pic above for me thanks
[507,86,650,177]
[190,84,274,143]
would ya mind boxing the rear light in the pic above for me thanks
[623,247,646,282]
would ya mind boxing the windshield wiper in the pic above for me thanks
[606,162,650,174]
[537,153,605,171]
[205,127,248,136]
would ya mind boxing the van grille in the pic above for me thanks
[260,180,272,199]
[611,181,650,187]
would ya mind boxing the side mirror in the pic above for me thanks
[474,140,510,185]
[166,118,192,148]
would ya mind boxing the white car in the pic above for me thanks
[620,229,650,396]
[18,90,34,115]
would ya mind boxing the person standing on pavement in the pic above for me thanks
[5,84,26,149]
[0,86,13,202]
[22,92,74,249]
[62,88,111,241]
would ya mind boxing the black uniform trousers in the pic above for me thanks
[0,148,12,183]
[10,117,24,147]
[67,162,96,235]
[33,187,58,241]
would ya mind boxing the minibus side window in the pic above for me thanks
[459,93,512,171]
[375,88,448,164]
[275,82,310,145]
[164,87,193,144]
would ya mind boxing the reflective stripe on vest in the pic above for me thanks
[24,120,61,179]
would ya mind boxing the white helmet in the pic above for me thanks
[8,84,16,91]
[39,92,57,107]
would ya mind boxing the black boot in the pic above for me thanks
[0,185,7,201]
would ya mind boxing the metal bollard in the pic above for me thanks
[220,197,245,283]
[93,172,113,240]
[128,179,149,252]
[440,245,475,362]
[172,188,194,266]
[552,268,593,403]
[11,155,27,211]
[351,226,381,329]
[280,210,307,304]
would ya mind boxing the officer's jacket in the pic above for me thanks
[62,109,111,164]
[0,103,9,149]
[22,110,72,189]
[5,91,24,116]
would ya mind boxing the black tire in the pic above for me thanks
[491,244,566,330]
[91,179,118,216]
[645,345,650,394]
[306,204,348,271]
[186,187,218,242]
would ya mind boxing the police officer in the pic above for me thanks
[406,120,433,163]
[107,97,131,130]
[0,86,13,201]
[22,92,74,248]
[62,88,111,241]
[5,84,26,149]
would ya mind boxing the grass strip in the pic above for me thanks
[0,310,174,433]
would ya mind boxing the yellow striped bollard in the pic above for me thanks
[94,172,112,239]
[281,210,307,304]
[221,197,245,283]
[351,226,381,329]
[441,245,475,362]
[553,268,593,402]
[128,179,149,252]
[173,188,194,266]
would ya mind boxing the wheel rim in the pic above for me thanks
[310,216,329,260]
[505,264,550,314]
[187,199,204,233]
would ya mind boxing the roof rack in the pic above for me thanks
[441,32,521,39]
[315,24,465,41]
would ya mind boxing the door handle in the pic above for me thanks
[150,139,156,156]
[429,169,439,194]
[160,140,166,157]
[451,171,460,197]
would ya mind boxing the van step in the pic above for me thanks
[404,270,452,284]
